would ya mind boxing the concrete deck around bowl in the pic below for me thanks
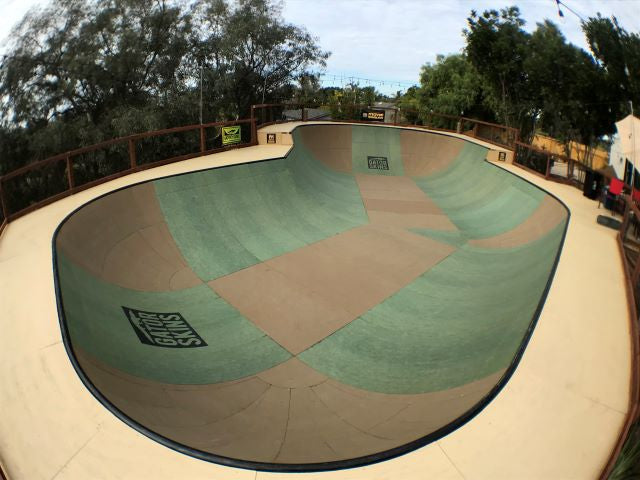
[0,122,631,480]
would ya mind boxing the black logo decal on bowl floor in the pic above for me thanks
[367,156,389,170]
[123,307,207,348]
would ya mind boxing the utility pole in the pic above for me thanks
[199,63,203,125]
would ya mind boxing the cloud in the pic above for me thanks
[1,0,638,95]
[282,0,640,93]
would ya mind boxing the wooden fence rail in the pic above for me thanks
[0,118,256,228]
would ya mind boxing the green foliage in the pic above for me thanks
[192,0,328,117]
[402,6,638,151]
[396,86,420,124]
[0,0,328,175]
[525,20,616,153]
[326,82,385,121]
[583,14,640,117]
[418,54,494,121]
[464,7,534,136]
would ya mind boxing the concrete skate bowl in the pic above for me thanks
[53,124,569,472]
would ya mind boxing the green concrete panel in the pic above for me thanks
[300,220,566,394]
[154,145,368,282]
[58,253,290,384]
[351,126,404,176]
[414,143,545,239]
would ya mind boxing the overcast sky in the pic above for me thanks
[1,0,639,94]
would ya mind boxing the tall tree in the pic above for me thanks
[525,20,615,156]
[1,0,192,128]
[0,0,329,170]
[192,0,329,118]
[417,54,493,121]
[464,7,535,137]
[583,14,640,117]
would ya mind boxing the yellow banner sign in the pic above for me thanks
[222,126,241,145]
[361,109,385,122]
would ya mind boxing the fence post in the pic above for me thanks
[66,155,75,190]
[620,199,632,241]
[0,181,9,221]
[545,154,551,179]
[128,139,137,169]
[302,107,307,121]
[632,228,640,285]
[200,126,206,153]
[472,122,478,137]
[251,118,257,145]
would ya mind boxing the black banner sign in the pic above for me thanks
[361,109,386,122]
[123,307,207,348]
[367,156,389,170]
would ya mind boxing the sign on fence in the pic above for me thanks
[361,109,386,122]
[222,126,242,145]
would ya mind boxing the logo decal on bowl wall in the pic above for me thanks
[123,307,207,348]
[367,156,389,171]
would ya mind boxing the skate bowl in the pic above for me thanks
[53,124,569,472]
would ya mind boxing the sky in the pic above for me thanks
[1,0,639,94]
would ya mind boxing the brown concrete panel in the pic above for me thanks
[368,371,505,440]
[208,264,355,354]
[363,198,443,215]
[400,129,465,177]
[268,224,456,312]
[274,387,399,464]
[169,266,203,290]
[257,358,328,388]
[56,183,201,291]
[468,196,568,249]
[75,347,270,428]
[366,211,458,230]
[192,386,290,462]
[101,231,198,291]
[356,174,457,230]
[356,174,430,202]
[74,347,508,465]
[315,370,506,442]
[211,225,455,354]
[299,125,352,172]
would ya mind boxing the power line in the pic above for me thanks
[316,72,417,90]
[554,0,586,22]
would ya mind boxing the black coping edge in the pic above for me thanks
[51,123,571,473]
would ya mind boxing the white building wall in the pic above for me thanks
[609,134,627,179]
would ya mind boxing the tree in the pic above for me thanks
[192,0,329,118]
[417,54,493,121]
[325,82,384,120]
[0,0,329,173]
[525,20,616,158]
[1,0,192,128]
[583,14,640,118]
[464,7,535,137]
